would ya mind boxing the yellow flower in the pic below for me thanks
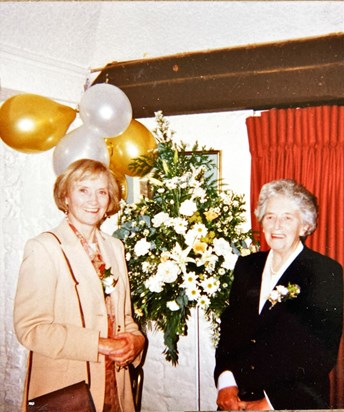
[193,240,208,255]
[135,308,144,317]
[204,209,219,222]
[240,248,251,256]
[160,251,170,262]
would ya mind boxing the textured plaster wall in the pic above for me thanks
[1,1,343,411]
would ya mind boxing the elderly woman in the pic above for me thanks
[14,159,145,412]
[215,179,343,410]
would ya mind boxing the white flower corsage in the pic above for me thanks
[268,283,300,309]
[100,267,118,296]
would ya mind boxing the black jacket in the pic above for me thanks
[214,246,343,409]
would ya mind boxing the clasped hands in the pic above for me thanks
[99,332,145,370]
[217,386,270,411]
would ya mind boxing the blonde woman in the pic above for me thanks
[14,159,145,412]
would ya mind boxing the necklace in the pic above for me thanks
[270,265,279,275]
[270,257,281,275]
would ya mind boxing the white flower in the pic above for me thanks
[182,271,198,286]
[219,191,232,204]
[185,284,201,301]
[157,260,180,283]
[184,230,199,246]
[186,223,208,244]
[269,289,281,302]
[102,275,117,295]
[171,217,188,234]
[100,267,118,296]
[191,187,206,201]
[145,276,164,293]
[170,243,195,274]
[167,300,180,311]
[134,238,151,257]
[200,276,220,296]
[193,223,208,237]
[180,199,197,216]
[275,285,289,296]
[152,211,170,227]
[196,248,218,272]
[213,238,232,256]
[189,165,207,186]
[268,283,301,309]
[179,179,189,189]
[222,252,239,270]
[165,177,180,190]
[197,295,210,309]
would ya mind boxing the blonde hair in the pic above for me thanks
[254,179,318,237]
[54,159,120,216]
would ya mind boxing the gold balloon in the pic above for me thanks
[106,119,157,177]
[111,169,128,201]
[0,94,76,153]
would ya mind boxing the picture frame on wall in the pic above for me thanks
[136,149,222,201]
[184,149,222,185]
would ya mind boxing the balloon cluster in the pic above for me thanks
[0,83,158,200]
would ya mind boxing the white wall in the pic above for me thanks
[1,2,343,411]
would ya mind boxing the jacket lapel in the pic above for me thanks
[96,231,119,274]
[96,232,123,304]
[249,253,267,310]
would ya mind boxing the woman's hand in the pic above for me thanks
[110,332,145,368]
[99,333,145,368]
[238,398,271,411]
[98,336,125,356]
[217,386,241,410]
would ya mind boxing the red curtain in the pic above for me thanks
[246,105,344,408]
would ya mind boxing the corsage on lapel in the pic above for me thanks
[99,265,118,296]
[268,283,300,309]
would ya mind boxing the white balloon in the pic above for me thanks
[53,125,110,175]
[79,83,132,137]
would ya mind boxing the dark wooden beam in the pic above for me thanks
[92,33,344,118]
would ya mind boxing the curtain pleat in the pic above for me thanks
[246,105,344,408]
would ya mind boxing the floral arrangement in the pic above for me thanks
[268,283,301,309]
[99,265,118,296]
[113,111,257,364]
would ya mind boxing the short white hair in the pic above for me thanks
[254,179,318,237]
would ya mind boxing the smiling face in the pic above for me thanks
[262,195,308,258]
[65,173,110,233]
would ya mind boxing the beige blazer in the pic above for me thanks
[14,219,144,412]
